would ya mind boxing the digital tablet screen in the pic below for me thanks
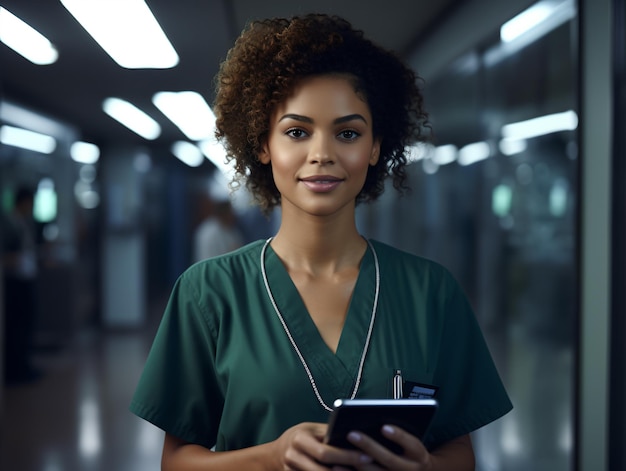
[325,398,438,454]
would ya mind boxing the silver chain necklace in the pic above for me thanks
[260,237,380,412]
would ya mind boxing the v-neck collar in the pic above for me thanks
[263,242,377,402]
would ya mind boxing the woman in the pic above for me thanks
[130,14,512,470]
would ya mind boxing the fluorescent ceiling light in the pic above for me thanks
[103,98,161,140]
[0,125,56,154]
[71,141,100,164]
[60,0,178,69]
[501,110,578,141]
[405,143,433,163]
[0,7,58,65]
[153,91,215,140]
[486,0,576,66]
[0,101,67,137]
[432,144,458,165]
[499,138,528,156]
[171,141,204,167]
[422,158,439,175]
[199,137,233,178]
[458,141,491,166]
[501,2,554,43]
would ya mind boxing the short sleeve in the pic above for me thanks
[129,271,224,448]
[425,270,512,448]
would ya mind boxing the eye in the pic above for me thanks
[285,128,308,139]
[337,129,361,141]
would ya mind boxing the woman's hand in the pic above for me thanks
[332,427,474,471]
[271,422,374,470]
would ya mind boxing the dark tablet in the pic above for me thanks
[325,398,438,454]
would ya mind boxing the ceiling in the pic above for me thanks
[0,0,464,157]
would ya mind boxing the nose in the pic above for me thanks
[309,133,334,165]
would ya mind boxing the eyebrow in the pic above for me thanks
[278,113,368,125]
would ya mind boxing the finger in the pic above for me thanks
[309,422,329,439]
[333,462,381,471]
[297,422,329,442]
[345,427,428,469]
[284,446,327,471]
[345,430,395,467]
[380,425,429,462]
[292,426,372,469]
[316,445,373,469]
[333,466,381,471]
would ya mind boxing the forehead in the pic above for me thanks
[274,74,371,118]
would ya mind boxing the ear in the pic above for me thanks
[258,142,271,164]
[369,138,381,165]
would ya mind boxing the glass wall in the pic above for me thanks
[610,0,626,468]
[0,104,91,345]
[358,3,578,470]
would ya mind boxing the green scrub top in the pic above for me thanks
[130,239,512,451]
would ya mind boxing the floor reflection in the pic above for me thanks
[473,322,574,471]
[1,328,163,471]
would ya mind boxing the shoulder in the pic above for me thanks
[368,239,467,309]
[368,239,454,282]
[183,239,266,284]
[165,240,267,327]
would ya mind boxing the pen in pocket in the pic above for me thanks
[393,369,403,399]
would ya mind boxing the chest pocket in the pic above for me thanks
[397,368,439,399]
[359,366,438,399]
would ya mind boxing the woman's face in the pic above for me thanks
[260,75,380,218]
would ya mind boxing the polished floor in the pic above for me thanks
[0,326,164,471]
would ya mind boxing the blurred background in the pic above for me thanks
[0,0,623,470]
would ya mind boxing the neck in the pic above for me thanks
[270,209,366,276]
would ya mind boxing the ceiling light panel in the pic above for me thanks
[60,0,179,69]
[0,125,57,154]
[458,141,492,166]
[102,98,161,140]
[171,141,204,167]
[0,7,58,65]
[199,137,233,178]
[71,141,101,164]
[501,110,578,141]
[153,91,215,140]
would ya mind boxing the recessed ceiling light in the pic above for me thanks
[60,0,178,69]
[153,91,215,140]
[102,98,161,140]
[0,7,58,65]
[171,141,204,167]
[71,141,100,164]
[0,125,56,153]
[501,110,578,141]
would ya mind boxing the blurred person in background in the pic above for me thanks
[1,186,42,384]
[192,192,243,263]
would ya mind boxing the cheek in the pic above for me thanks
[268,152,299,185]
[269,150,294,172]
[343,149,375,173]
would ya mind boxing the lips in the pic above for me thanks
[299,175,343,192]
[300,175,342,183]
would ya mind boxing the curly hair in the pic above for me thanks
[214,13,430,213]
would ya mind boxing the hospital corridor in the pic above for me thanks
[1,0,624,470]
